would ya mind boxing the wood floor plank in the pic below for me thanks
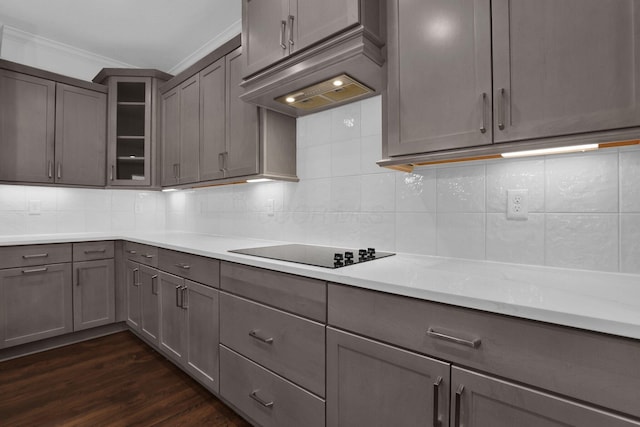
[0,331,251,427]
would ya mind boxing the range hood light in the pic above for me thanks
[333,79,344,87]
[501,144,599,159]
[275,74,373,111]
[285,96,296,103]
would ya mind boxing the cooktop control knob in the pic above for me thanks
[344,251,354,265]
[334,253,344,261]
[358,249,367,259]
[367,247,376,258]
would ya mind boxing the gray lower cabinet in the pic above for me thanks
[124,260,160,344]
[385,0,640,158]
[0,263,72,349]
[327,327,450,427]
[72,259,115,331]
[125,260,142,330]
[452,367,640,427]
[158,271,219,393]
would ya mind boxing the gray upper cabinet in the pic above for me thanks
[491,0,640,143]
[242,0,364,77]
[385,0,640,159]
[225,48,259,178]
[72,259,115,331]
[327,327,450,427]
[199,58,226,182]
[55,83,107,186]
[452,367,640,427]
[0,70,55,184]
[161,87,180,187]
[386,0,492,156]
[0,64,107,187]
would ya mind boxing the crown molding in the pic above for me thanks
[168,19,241,75]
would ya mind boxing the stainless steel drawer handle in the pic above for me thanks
[175,263,191,270]
[84,249,106,254]
[427,327,481,348]
[133,268,140,287]
[176,285,182,308]
[126,250,137,254]
[433,376,442,427]
[22,267,48,274]
[22,253,49,259]
[497,88,506,130]
[181,286,188,309]
[454,385,464,427]
[280,20,287,49]
[480,92,487,134]
[48,160,53,179]
[249,330,274,344]
[288,15,294,46]
[250,390,274,408]
[151,275,158,295]
[142,254,154,259]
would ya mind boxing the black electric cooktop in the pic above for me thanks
[229,244,395,269]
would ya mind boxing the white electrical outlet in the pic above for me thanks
[507,189,528,220]
[28,200,42,215]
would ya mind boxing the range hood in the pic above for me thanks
[240,25,385,117]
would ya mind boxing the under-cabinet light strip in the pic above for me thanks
[500,144,599,158]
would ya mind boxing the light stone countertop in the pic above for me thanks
[1,231,639,341]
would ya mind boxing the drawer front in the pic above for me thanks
[220,292,325,397]
[0,244,72,269]
[123,242,158,267]
[73,241,115,262]
[220,261,326,322]
[220,346,325,427]
[158,248,220,287]
[328,283,640,419]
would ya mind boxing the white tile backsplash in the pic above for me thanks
[1,95,638,275]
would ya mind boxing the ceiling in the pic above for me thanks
[0,0,240,72]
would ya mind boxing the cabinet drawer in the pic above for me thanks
[123,242,158,267]
[158,248,220,287]
[220,346,325,427]
[0,244,72,269]
[73,241,114,261]
[220,292,325,397]
[328,283,640,419]
[220,261,326,322]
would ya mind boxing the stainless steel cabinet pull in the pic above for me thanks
[480,92,487,134]
[175,263,191,270]
[176,285,182,307]
[173,163,179,180]
[133,268,140,287]
[142,254,154,259]
[454,385,464,427]
[427,327,481,348]
[497,88,505,130]
[110,164,115,181]
[126,250,137,254]
[48,161,53,179]
[250,390,274,408]
[84,249,106,254]
[57,162,62,179]
[151,275,158,295]
[280,20,287,49]
[22,253,49,259]
[433,376,442,427]
[218,152,225,172]
[22,267,48,274]
[288,15,295,46]
[249,329,274,344]
[76,268,81,286]
[181,286,188,309]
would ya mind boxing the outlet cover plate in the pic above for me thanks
[507,189,528,220]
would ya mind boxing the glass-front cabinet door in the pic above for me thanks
[107,76,152,186]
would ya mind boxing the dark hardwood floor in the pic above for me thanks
[0,331,251,426]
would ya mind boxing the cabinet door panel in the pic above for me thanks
[492,0,640,142]
[125,260,141,330]
[0,264,72,348]
[242,0,290,77]
[159,272,186,362]
[0,70,55,183]
[327,327,450,427]
[293,0,360,52]
[73,259,115,331]
[226,49,260,178]
[139,265,159,345]
[185,280,219,393]
[161,87,180,187]
[199,59,226,182]
[452,367,640,427]
[387,0,493,156]
[55,83,106,186]
[179,76,200,184]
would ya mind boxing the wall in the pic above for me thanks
[0,186,164,235]
[167,96,640,274]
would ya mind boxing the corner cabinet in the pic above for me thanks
[160,36,296,188]
[93,69,172,188]
[385,0,640,159]
[0,61,107,187]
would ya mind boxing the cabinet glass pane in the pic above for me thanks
[117,82,146,103]
[116,138,145,181]
[116,104,145,136]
